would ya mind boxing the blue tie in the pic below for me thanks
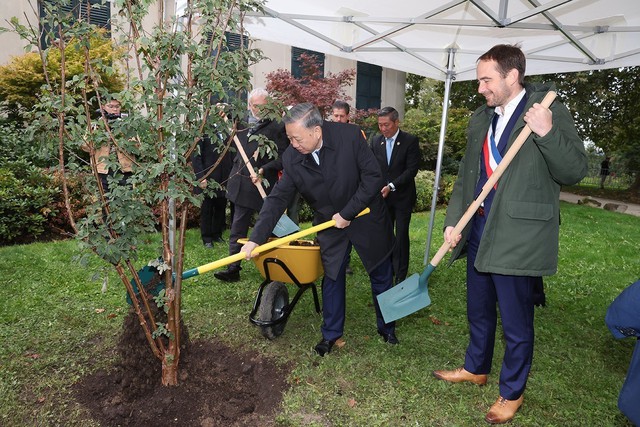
[386,138,393,165]
[312,149,320,165]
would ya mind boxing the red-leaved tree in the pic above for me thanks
[265,53,356,116]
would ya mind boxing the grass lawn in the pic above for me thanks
[1,202,639,426]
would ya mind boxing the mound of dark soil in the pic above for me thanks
[74,307,290,426]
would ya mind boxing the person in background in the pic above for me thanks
[82,98,135,195]
[191,133,233,248]
[600,156,611,189]
[331,100,351,123]
[371,106,420,284]
[432,44,588,424]
[214,88,289,282]
[240,103,398,356]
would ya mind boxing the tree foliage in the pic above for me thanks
[551,67,640,191]
[403,106,470,173]
[409,68,640,193]
[6,0,266,386]
[0,29,123,119]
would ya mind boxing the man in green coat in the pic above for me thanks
[432,44,588,425]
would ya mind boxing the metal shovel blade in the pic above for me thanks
[377,264,434,323]
[272,213,300,237]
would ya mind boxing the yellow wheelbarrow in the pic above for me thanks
[239,238,323,339]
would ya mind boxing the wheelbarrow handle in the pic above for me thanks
[429,90,558,269]
[182,208,371,279]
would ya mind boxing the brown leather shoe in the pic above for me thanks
[484,395,524,424]
[432,367,488,385]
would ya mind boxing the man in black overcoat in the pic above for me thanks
[214,88,289,282]
[191,133,233,247]
[240,103,398,356]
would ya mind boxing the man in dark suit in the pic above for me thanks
[240,103,398,356]
[191,133,233,248]
[214,88,289,282]
[371,106,420,283]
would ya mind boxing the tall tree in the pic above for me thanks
[553,67,640,192]
[6,0,266,386]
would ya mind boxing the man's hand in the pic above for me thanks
[251,168,264,184]
[524,103,552,137]
[444,226,462,250]
[332,213,351,229]
[240,241,259,259]
[380,185,391,198]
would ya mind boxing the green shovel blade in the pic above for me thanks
[272,213,300,237]
[377,264,434,323]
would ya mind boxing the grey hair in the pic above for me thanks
[283,102,323,128]
[249,87,269,101]
[377,106,399,121]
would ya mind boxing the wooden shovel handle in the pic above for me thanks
[224,114,268,199]
[430,91,558,268]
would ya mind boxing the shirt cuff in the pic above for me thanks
[388,183,396,191]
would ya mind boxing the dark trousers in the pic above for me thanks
[386,201,412,282]
[99,172,132,195]
[286,191,301,225]
[320,244,395,341]
[99,172,132,227]
[227,204,257,271]
[464,213,536,400]
[200,195,227,243]
[618,341,640,425]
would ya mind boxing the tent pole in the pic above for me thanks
[424,48,455,264]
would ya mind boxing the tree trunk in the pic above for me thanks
[161,351,178,386]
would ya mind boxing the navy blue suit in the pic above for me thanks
[371,129,420,282]
[249,121,396,340]
[606,279,640,426]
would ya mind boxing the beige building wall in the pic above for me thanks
[249,40,406,118]
[0,0,170,65]
[0,1,37,64]
[381,68,407,118]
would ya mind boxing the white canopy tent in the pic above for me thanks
[243,0,640,259]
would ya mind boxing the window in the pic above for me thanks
[206,32,249,105]
[356,62,382,110]
[39,0,111,49]
[291,47,325,79]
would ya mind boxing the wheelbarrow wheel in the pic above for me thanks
[258,281,289,340]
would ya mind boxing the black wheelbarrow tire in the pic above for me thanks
[259,281,289,340]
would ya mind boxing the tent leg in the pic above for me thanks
[424,48,456,264]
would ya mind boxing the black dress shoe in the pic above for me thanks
[214,268,240,282]
[378,330,399,345]
[204,242,214,249]
[212,236,225,243]
[314,338,335,356]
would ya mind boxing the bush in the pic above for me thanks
[46,169,89,236]
[414,170,456,212]
[414,170,435,212]
[0,121,53,168]
[0,160,56,244]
